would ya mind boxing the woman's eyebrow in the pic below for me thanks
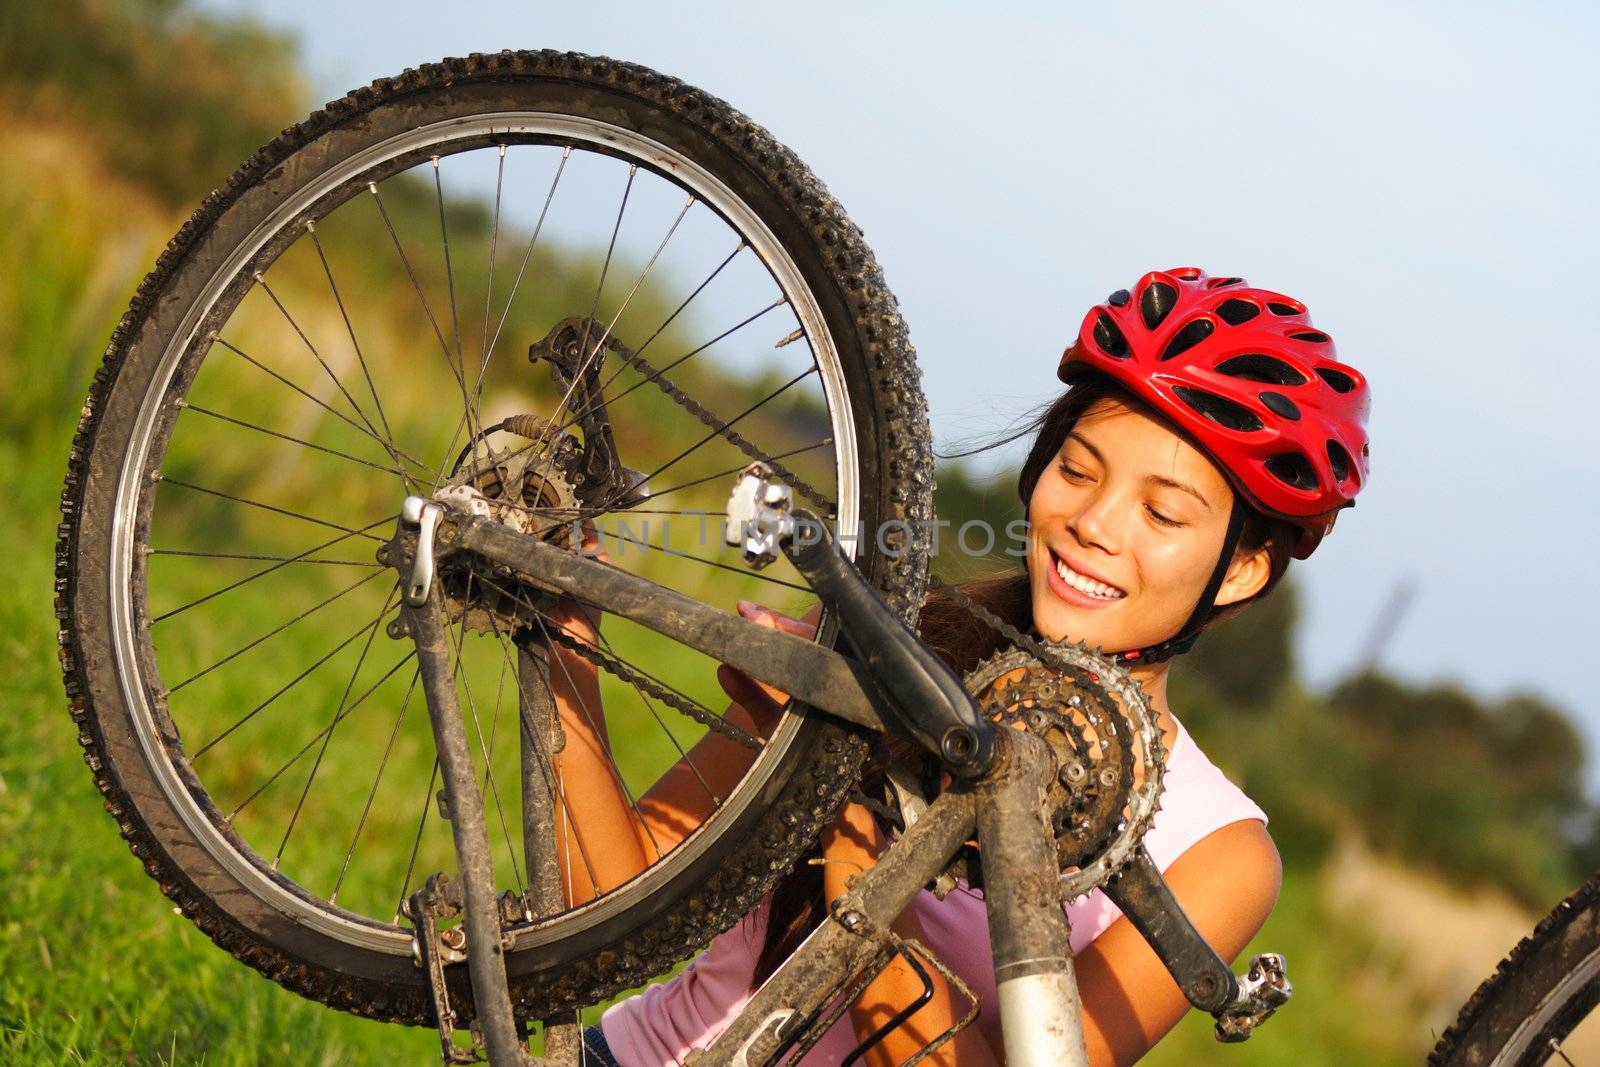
[1066,431,1103,462]
[1069,431,1213,509]
[1146,473,1213,510]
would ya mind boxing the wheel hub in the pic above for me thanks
[432,417,582,634]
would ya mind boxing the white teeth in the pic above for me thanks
[1054,557,1124,600]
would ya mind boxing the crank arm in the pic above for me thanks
[724,462,995,776]
[778,508,994,776]
[1100,847,1291,1040]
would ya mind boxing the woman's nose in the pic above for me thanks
[1067,489,1123,553]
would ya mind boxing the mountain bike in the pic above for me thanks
[56,51,1289,1064]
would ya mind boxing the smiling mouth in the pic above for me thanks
[1049,549,1127,601]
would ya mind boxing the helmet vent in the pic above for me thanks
[1259,391,1301,421]
[1289,329,1331,343]
[1315,367,1356,393]
[1092,313,1131,358]
[1207,276,1244,288]
[1216,353,1307,386]
[1215,299,1261,326]
[1172,268,1202,280]
[1173,385,1264,432]
[1140,281,1179,330]
[1266,452,1320,491]
[1267,301,1303,316]
[1327,440,1352,483]
[1107,288,1131,307]
[1160,318,1215,361]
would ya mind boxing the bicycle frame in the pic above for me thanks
[387,491,1287,1065]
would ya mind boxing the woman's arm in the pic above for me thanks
[540,597,818,903]
[631,601,821,852]
[821,802,1001,1067]
[1074,819,1282,1066]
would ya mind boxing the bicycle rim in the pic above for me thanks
[59,52,932,1021]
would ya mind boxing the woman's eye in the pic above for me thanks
[1057,461,1090,481]
[1146,506,1185,528]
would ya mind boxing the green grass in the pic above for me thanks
[0,445,440,1064]
[1143,873,1422,1066]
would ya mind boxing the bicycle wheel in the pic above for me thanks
[56,50,932,1024]
[1431,875,1600,1065]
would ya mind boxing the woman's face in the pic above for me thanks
[1026,396,1265,653]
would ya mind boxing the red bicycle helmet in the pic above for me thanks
[1059,267,1370,559]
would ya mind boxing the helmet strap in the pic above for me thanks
[1113,496,1245,667]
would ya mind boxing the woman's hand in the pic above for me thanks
[716,601,822,729]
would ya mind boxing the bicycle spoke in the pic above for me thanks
[506,635,604,900]
[151,515,395,624]
[304,220,416,493]
[639,437,833,505]
[213,335,433,478]
[178,400,411,479]
[478,144,506,390]
[168,569,386,694]
[148,548,380,567]
[252,273,388,444]
[551,295,786,443]
[160,477,386,542]
[396,756,440,921]
[193,610,396,759]
[369,181,478,464]
[481,625,513,776]
[594,630,719,804]
[273,585,402,864]
[522,191,694,469]
[631,365,820,492]
[332,668,422,904]
[449,576,527,895]
[595,238,747,394]
[227,647,416,823]
[476,288,789,492]
[594,524,810,593]
[482,145,570,378]
[527,164,637,470]
[431,157,482,462]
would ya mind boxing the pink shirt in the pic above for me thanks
[601,718,1267,1065]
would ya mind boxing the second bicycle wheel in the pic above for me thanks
[1432,875,1600,1066]
[56,50,932,1023]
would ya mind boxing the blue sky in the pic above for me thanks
[205,0,1600,766]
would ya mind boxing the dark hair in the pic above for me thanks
[753,369,1297,985]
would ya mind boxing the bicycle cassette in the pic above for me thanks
[432,418,582,633]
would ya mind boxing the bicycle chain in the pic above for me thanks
[599,333,834,514]
[541,624,764,751]
[928,573,1110,697]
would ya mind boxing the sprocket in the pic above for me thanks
[963,642,1166,900]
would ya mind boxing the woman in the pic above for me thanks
[549,267,1371,1065]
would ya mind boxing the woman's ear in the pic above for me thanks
[1214,542,1272,609]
